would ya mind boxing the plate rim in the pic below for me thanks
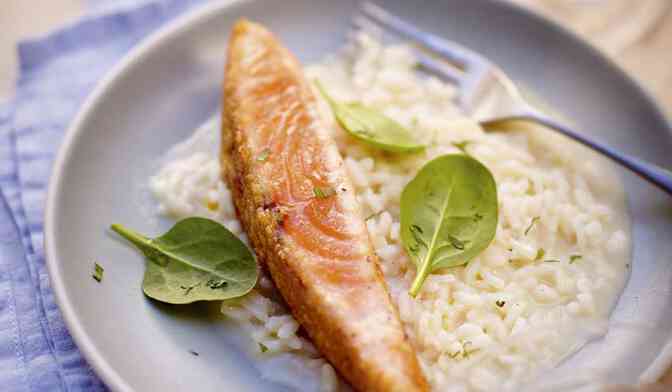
[43,0,672,390]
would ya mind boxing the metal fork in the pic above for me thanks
[356,2,672,196]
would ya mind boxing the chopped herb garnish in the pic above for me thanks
[188,350,199,356]
[408,225,427,255]
[180,282,201,295]
[256,148,271,162]
[93,262,104,282]
[495,300,506,308]
[524,216,541,236]
[258,343,269,353]
[462,341,479,358]
[446,341,479,360]
[534,248,545,261]
[313,186,336,199]
[205,279,228,290]
[447,234,466,250]
[526,180,535,195]
[544,259,561,263]
[569,255,583,264]
[452,140,472,154]
[365,210,383,221]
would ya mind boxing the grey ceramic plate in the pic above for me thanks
[45,0,672,391]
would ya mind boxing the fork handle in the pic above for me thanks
[517,112,672,196]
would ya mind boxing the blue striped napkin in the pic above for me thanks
[0,1,206,390]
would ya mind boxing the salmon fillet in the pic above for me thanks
[221,20,428,392]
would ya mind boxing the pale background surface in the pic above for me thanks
[0,0,84,103]
[0,0,670,389]
[512,0,672,118]
[2,1,672,114]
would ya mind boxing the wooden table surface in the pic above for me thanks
[1,0,671,389]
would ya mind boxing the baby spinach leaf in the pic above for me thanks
[110,217,257,304]
[401,154,498,297]
[315,81,425,153]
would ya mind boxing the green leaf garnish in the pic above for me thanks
[524,216,540,236]
[569,255,583,264]
[315,81,425,153]
[400,154,498,297]
[258,343,269,353]
[534,248,545,261]
[93,262,104,282]
[110,217,258,304]
[313,186,336,199]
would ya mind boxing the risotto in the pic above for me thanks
[149,34,630,392]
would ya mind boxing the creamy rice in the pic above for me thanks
[149,34,630,392]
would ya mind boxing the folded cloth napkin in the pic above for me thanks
[0,1,207,390]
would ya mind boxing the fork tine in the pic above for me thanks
[351,15,383,40]
[360,2,480,69]
[352,9,463,85]
[415,53,463,85]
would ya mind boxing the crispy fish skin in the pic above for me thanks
[221,20,428,392]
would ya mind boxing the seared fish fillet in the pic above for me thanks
[221,20,428,392]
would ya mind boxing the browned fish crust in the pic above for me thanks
[221,19,429,392]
